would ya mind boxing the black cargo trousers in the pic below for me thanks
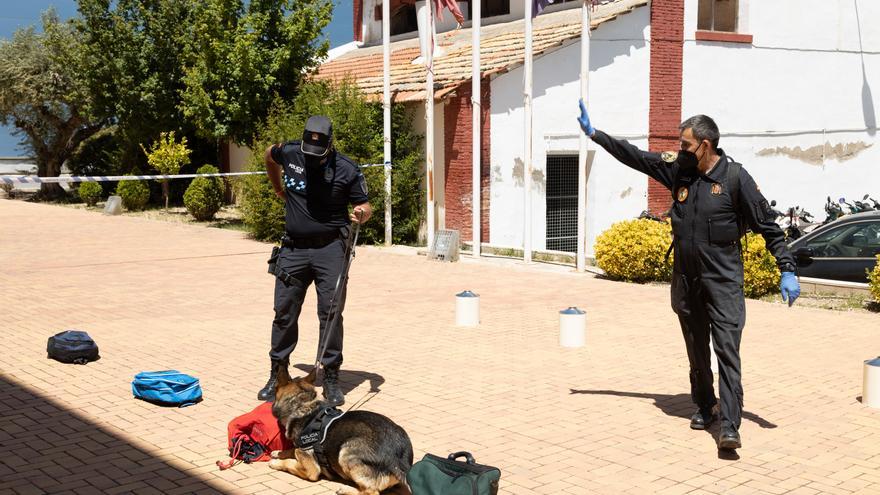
[672,267,746,432]
[269,233,348,369]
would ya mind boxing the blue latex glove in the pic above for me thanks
[780,272,800,307]
[577,98,595,137]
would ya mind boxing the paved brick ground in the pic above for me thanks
[2,200,879,495]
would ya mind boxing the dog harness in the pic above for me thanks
[296,405,345,471]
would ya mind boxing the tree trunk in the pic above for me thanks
[39,157,65,200]
[163,181,169,210]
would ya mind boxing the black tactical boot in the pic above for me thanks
[257,361,284,402]
[322,366,345,406]
[690,407,717,430]
[718,426,742,450]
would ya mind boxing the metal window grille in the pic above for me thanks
[546,155,579,253]
[427,229,460,262]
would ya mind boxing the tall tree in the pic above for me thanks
[75,0,196,166]
[181,0,332,144]
[0,12,103,198]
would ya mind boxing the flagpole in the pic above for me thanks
[383,0,392,246]
[523,0,533,264]
[426,0,436,250]
[472,0,482,258]
[577,0,591,271]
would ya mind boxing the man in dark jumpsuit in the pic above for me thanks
[577,100,800,450]
[258,115,372,405]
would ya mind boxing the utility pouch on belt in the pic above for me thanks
[267,246,280,275]
[407,451,500,495]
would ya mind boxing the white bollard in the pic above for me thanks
[863,356,880,408]
[103,195,123,216]
[559,307,586,348]
[455,290,480,326]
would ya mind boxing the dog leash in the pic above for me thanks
[313,214,362,373]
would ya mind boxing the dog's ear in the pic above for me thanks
[276,364,292,387]
[303,367,317,386]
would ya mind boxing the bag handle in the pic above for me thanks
[447,451,475,464]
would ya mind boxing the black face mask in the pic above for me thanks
[676,142,704,172]
[304,154,324,169]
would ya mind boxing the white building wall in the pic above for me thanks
[683,0,880,219]
[489,6,651,255]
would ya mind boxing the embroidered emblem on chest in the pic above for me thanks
[711,183,723,195]
[677,186,689,203]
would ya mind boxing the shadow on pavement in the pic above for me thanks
[0,373,227,494]
[569,389,777,428]
[293,363,386,394]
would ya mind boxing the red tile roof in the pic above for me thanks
[313,0,648,102]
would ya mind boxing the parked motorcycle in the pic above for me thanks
[853,196,873,212]
[839,197,866,215]
[854,194,879,212]
[823,196,845,224]
[783,206,818,240]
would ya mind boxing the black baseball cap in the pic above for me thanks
[301,115,333,157]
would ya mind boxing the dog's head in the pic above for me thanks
[272,366,319,424]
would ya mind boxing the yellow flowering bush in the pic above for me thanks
[595,219,673,283]
[742,234,780,298]
[868,255,880,302]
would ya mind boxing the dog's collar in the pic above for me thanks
[295,405,344,450]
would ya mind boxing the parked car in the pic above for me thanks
[787,210,880,283]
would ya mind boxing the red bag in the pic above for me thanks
[216,402,292,470]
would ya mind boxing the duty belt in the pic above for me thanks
[282,233,340,249]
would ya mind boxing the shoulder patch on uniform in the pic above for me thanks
[661,151,678,164]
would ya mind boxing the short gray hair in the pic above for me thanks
[679,115,720,150]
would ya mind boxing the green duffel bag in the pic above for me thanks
[407,451,500,495]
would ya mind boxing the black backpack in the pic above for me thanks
[47,330,100,364]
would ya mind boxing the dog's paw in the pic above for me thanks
[270,450,281,459]
[268,459,284,470]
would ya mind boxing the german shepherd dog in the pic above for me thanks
[269,366,413,495]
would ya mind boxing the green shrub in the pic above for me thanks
[116,179,150,211]
[77,181,103,206]
[868,255,880,302]
[742,233,780,298]
[240,79,423,243]
[595,219,673,283]
[184,165,224,221]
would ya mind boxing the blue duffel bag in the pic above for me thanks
[132,370,203,407]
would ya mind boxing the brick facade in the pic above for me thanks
[353,0,363,42]
[648,0,685,215]
[444,79,491,242]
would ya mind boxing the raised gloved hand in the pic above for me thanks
[780,272,800,307]
[577,98,595,137]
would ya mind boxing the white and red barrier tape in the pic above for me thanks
[0,163,388,185]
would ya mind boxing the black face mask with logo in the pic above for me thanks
[676,142,704,173]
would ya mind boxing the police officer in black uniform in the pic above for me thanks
[577,100,800,450]
[258,115,372,405]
